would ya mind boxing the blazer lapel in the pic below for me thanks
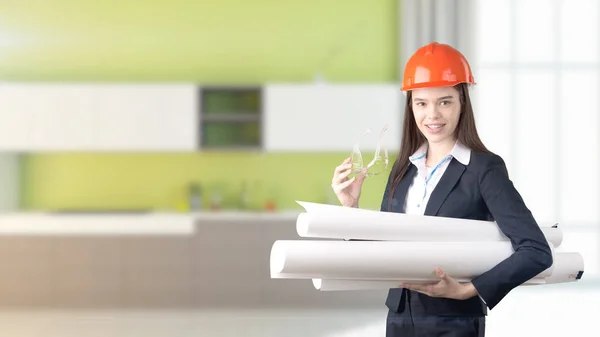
[391,165,417,213]
[424,158,466,216]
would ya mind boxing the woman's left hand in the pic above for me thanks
[400,267,479,300]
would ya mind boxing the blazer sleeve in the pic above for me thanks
[470,154,553,310]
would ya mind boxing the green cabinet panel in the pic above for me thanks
[202,122,261,148]
[200,87,262,149]
[202,89,261,114]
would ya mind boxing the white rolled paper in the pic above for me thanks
[296,201,563,247]
[312,277,547,291]
[270,240,555,280]
[544,252,584,284]
[311,252,583,291]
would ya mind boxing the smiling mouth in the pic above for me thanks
[426,124,445,130]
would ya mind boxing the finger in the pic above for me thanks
[406,289,429,296]
[334,162,353,175]
[435,267,450,281]
[337,176,356,190]
[333,168,352,184]
[333,177,355,193]
[356,168,368,182]
[406,288,433,297]
[400,282,432,294]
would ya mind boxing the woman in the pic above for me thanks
[331,42,553,337]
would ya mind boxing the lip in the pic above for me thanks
[425,123,445,134]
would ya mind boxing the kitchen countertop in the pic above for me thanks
[0,210,301,236]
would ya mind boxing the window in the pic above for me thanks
[473,0,599,278]
[473,0,600,227]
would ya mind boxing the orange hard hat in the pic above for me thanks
[401,42,475,91]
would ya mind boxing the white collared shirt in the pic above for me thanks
[402,140,488,305]
[403,140,471,215]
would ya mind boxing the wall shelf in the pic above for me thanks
[198,86,263,150]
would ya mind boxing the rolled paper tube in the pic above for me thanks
[311,252,583,291]
[312,277,546,291]
[270,240,555,280]
[544,252,585,284]
[295,203,562,248]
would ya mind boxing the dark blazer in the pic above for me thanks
[381,150,553,316]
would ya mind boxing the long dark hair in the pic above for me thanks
[387,83,491,210]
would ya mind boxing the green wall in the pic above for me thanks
[21,152,397,211]
[1,0,399,211]
[0,0,398,82]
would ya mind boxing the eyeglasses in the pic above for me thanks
[350,125,389,177]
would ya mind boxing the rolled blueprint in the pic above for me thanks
[311,252,583,291]
[312,278,545,291]
[270,240,555,280]
[295,201,563,247]
[544,252,585,284]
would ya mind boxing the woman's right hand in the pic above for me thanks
[331,157,367,208]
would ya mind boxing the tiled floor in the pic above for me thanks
[0,286,598,337]
[0,223,596,336]
[0,308,387,337]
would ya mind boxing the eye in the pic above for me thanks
[415,102,426,107]
[440,100,452,106]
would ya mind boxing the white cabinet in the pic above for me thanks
[0,82,402,153]
[0,83,198,151]
[263,84,402,152]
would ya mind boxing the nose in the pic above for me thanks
[425,103,442,120]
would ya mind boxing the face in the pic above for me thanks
[411,86,461,145]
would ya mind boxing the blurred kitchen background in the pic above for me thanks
[0,0,598,336]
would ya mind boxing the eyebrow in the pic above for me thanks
[413,95,455,102]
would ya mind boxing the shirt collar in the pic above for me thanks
[451,140,471,165]
[409,140,471,166]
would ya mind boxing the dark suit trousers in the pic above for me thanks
[386,290,485,337]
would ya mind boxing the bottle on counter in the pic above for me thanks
[188,183,202,211]
[264,199,276,212]
[211,187,222,211]
[240,181,249,210]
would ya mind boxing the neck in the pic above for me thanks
[426,138,457,166]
